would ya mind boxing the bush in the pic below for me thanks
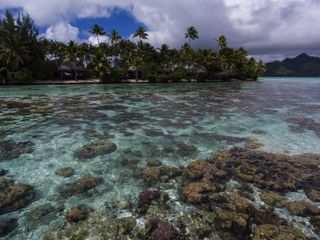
[155,74,171,83]
[9,69,33,84]
[101,69,124,83]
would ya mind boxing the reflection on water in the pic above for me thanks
[0,78,320,239]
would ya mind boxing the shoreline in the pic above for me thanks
[1,78,255,86]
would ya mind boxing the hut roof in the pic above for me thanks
[58,61,84,72]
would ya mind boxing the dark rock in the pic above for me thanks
[0,179,36,214]
[215,210,249,236]
[74,140,117,160]
[147,219,179,240]
[137,190,160,214]
[177,144,198,157]
[252,224,308,240]
[55,167,75,177]
[286,201,320,217]
[311,215,320,234]
[146,159,162,167]
[143,166,180,184]
[306,189,320,202]
[0,140,35,160]
[65,205,89,223]
[0,169,8,176]
[57,176,103,197]
[182,182,221,204]
[0,218,17,237]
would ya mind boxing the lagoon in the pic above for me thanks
[0,78,320,239]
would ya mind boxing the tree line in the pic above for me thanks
[0,10,266,84]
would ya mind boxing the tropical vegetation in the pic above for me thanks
[0,10,265,84]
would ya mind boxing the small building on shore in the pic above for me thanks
[126,66,142,79]
[58,61,85,80]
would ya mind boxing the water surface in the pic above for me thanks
[0,77,320,239]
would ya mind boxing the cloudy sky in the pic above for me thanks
[1,0,319,62]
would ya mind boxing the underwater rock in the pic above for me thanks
[306,189,320,202]
[137,189,169,215]
[177,210,215,240]
[311,216,320,234]
[223,193,250,212]
[43,213,140,239]
[143,166,180,184]
[260,191,287,208]
[137,190,160,214]
[55,167,75,177]
[162,145,175,154]
[215,210,249,236]
[0,179,36,214]
[177,143,198,157]
[146,219,179,240]
[0,140,35,160]
[185,160,227,182]
[182,182,220,204]
[246,205,287,226]
[252,224,308,240]
[286,201,320,217]
[57,176,103,197]
[0,169,8,176]
[213,147,320,193]
[146,159,162,167]
[144,128,165,137]
[65,205,89,223]
[287,117,320,137]
[26,203,63,225]
[0,218,17,237]
[74,139,117,160]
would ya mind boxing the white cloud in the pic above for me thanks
[1,0,320,60]
[88,35,110,46]
[44,22,79,43]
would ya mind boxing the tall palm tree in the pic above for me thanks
[185,26,199,45]
[108,29,122,45]
[89,24,105,45]
[217,35,227,49]
[133,27,148,41]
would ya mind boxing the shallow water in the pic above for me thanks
[0,77,320,239]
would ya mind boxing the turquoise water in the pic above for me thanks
[0,77,320,239]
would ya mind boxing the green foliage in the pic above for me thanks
[0,10,265,85]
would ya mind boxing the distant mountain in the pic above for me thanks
[264,53,320,77]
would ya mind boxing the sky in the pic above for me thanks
[0,0,320,62]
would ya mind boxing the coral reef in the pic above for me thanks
[56,176,103,197]
[146,219,180,240]
[0,140,35,160]
[0,179,36,214]
[55,167,75,177]
[0,218,17,237]
[65,205,89,223]
[74,139,117,160]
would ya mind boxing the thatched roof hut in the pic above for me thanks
[58,61,85,80]
[127,66,142,79]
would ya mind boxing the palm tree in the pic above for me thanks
[133,27,148,41]
[217,35,227,49]
[89,24,105,45]
[185,26,199,45]
[64,41,79,63]
[108,29,122,45]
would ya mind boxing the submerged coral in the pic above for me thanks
[0,179,36,214]
[0,140,35,160]
[56,176,103,197]
[74,139,117,160]
[0,218,17,237]
[65,205,89,223]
